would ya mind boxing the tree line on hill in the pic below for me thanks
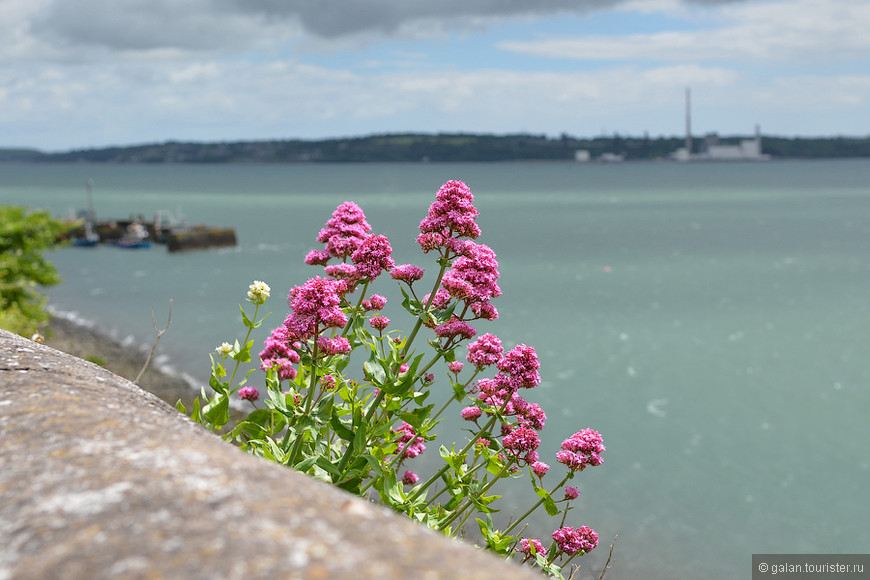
[2,133,870,163]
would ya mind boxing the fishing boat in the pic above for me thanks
[72,179,100,247]
[115,222,152,249]
[72,222,100,247]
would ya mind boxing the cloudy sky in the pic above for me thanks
[2,0,868,151]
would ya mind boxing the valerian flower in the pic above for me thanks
[532,461,550,478]
[238,386,260,402]
[556,429,605,472]
[461,406,482,421]
[402,470,419,485]
[466,333,503,368]
[351,234,395,280]
[552,526,598,556]
[283,276,348,341]
[259,324,301,381]
[317,201,372,259]
[517,538,545,560]
[497,343,541,390]
[390,264,425,284]
[417,180,481,253]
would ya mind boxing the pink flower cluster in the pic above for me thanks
[532,461,550,478]
[497,344,541,390]
[363,294,387,311]
[466,333,503,368]
[306,202,395,282]
[390,264,425,284]
[417,180,481,254]
[317,335,351,356]
[464,340,548,467]
[472,343,543,407]
[283,276,348,341]
[556,429,605,472]
[393,421,426,460]
[350,234,395,280]
[551,526,598,556]
[238,386,260,402]
[442,242,501,305]
[461,406,482,421]
[501,425,540,456]
[309,201,372,262]
[259,325,301,380]
[433,317,477,341]
[516,538,545,559]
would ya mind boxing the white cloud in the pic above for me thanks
[498,0,870,64]
[1,0,867,149]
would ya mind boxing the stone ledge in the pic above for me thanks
[0,329,539,580]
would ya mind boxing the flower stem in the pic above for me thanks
[340,280,370,337]
[502,474,571,536]
[402,258,449,358]
[438,459,514,531]
[287,336,320,466]
[335,388,386,478]
[408,412,499,502]
[227,303,259,387]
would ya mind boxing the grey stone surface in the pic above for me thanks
[0,329,540,580]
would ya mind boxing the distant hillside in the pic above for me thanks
[0,148,45,162]
[4,132,870,163]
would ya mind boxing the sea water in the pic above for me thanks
[3,160,870,578]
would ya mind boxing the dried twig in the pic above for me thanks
[135,299,173,384]
[597,534,618,580]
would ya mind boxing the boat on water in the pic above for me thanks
[72,222,100,247]
[114,222,152,249]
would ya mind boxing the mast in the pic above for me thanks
[86,178,95,223]
[685,88,692,157]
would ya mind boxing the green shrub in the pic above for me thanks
[0,206,70,336]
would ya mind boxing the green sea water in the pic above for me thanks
[3,159,869,579]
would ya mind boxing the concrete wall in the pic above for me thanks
[0,329,539,580]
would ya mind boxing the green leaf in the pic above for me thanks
[234,339,253,363]
[208,373,229,396]
[264,437,286,463]
[471,493,501,514]
[267,387,289,413]
[203,395,229,427]
[175,399,186,414]
[329,410,355,442]
[240,304,269,329]
[378,471,405,507]
[364,353,387,385]
[398,403,434,432]
[240,409,283,439]
[294,456,317,473]
[361,453,384,477]
[535,485,560,517]
[312,392,334,421]
[439,444,467,473]
[315,456,341,479]
[190,396,202,422]
[352,422,368,454]
[400,286,423,315]
[338,477,361,494]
